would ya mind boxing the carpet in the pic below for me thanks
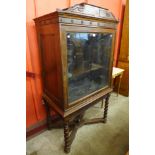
[27,93,129,155]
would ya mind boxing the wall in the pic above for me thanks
[26,0,126,129]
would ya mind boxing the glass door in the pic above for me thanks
[66,32,114,103]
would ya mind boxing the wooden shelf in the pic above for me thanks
[69,63,103,79]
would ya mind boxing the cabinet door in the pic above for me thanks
[61,26,116,106]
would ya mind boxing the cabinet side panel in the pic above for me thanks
[41,34,59,95]
[38,23,63,107]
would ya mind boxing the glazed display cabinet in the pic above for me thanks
[34,3,118,153]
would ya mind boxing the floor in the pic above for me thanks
[27,93,129,155]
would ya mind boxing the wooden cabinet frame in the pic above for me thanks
[60,25,116,109]
[34,3,118,153]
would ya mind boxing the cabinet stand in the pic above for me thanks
[44,93,110,153]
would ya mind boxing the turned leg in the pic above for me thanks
[103,94,110,123]
[117,74,123,96]
[43,99,52,130]
[64,121,70,153]
[101,98,104,108]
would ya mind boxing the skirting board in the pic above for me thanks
[26,115,63,140]
[26,119,47,140]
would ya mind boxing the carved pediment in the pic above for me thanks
[59,3,117,21]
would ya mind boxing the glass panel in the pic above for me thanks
[66,32,113,103]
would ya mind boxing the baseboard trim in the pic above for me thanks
[26,115,63,140]
[26,119,47,140]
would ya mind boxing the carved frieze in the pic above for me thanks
[59,3,117,22]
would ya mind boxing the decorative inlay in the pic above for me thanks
[58,17,116,29]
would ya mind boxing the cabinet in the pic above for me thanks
[34,3,118,153]
[116,0,129,96]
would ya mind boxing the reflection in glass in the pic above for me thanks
[67,32,113,103]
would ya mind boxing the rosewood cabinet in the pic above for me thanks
[34,3,118,153]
